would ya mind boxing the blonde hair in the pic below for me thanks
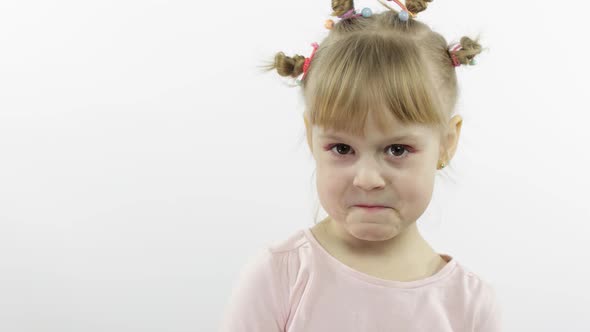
[262,0,483,145]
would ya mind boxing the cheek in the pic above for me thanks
[316,167,344,195]
[315,167,347,210]
[397,169,436,200]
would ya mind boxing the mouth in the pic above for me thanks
[355,205,389,209]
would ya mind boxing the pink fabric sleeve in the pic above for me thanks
[475,283,503,332]
[218,249,289,332]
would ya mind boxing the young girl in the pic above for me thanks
[220,0,500,331]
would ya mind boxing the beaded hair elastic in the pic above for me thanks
[296,0,475,85]
[301,42,319,81]
[449,42,477,67]
[325,0,416,28]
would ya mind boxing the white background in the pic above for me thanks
[1,0,589,331]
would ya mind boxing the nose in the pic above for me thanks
[353,163,386,191]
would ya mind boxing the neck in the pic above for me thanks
[321,216,437,264]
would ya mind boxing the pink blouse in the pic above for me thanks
[219,227,502,331]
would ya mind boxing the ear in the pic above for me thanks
[440,115,463,163]
[303,112,313,153]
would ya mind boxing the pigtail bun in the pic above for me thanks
[451,36,483,66]
[261,52,306,78]
[406,0,433,15]
[331,0,355,17]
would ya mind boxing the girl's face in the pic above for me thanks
[309,110,442,247]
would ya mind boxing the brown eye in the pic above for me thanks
[328,144,412,160]
[331,144,351,155]
[388,145,409,157]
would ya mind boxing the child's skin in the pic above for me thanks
[305,107,463,282]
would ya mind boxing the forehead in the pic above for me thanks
[317,129,426,144]
[315,120,431,142]
[319,130,422,140]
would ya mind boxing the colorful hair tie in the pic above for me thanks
[325,7,373,30]
[449,43,462,67]
[302,42,319,78]
[339,8,363,19]
[377,0,416,21]
[449,43,477,67]
[361,8,373,17]
[296,42,320,85]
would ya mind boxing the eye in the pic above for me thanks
[327,144,412,159]
[387,145,410,158]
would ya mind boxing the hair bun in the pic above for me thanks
[406,0,433,14]
[331,0,355,17]
[454,36,483,66]
[268,52,306,78]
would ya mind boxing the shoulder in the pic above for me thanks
[238,228,313,289]
[452,262,502,331]
[243,228,310,264]
[268,228,311,253]
[220,230,312,332]
[455,263,498,295]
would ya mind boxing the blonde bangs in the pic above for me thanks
[304,34,446,137]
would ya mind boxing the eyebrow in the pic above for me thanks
[319,133,422,142]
